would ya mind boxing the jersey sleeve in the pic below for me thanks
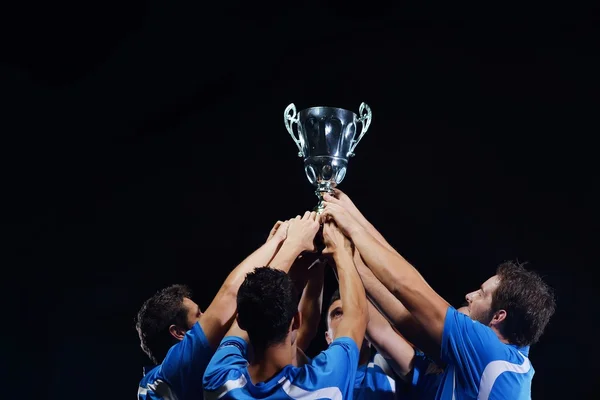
[202,336,249,392]
[294,336,360,397]
[410,350,444,399]
[159,321,214,391]
[440,306,499,392]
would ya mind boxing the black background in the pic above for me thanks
[2,2,598,399]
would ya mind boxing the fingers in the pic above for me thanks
[302,211,311,220]
[323,193,339,203]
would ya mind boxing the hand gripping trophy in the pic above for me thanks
[283,103,372,213]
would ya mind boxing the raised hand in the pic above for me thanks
[266,220,289,243]
[320,201,363,238]
[324,188,361,218]
[322,221,353,256]
[286,211,320,253]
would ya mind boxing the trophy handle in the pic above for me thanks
[284,103,304,157]
[347,102,372,157]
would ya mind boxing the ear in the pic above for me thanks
[490,309,507,327]
[325,330,332,345]
[236,313,246,331]
[292,310,302,331]
[168,324,186,341]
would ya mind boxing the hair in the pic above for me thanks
[237,267,299,350]
[328,289,341,310]
[325,289,342,330]
[492,261,556,347]
[135,284,192,364]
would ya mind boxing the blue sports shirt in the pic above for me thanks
[435,307,534,399]
[203,336,360,399]
[138,321,213,400]
[353,352,396,399]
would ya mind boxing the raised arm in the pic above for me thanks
[322,221,368,347]
[269,211,320,273]
[321,202,449,346]
[325,190,396,253]
[199,220,290,348]
[353,251,441,360]
[365,302,416,379]
[327,249,418,378]
[295,260,325,352]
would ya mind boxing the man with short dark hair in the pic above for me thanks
[203,221,369,399]
[321,190,556,399]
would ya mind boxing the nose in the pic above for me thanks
[465,292,474,303]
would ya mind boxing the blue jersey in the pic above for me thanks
[203,336,360,399]
[436,307,534,399]
[138,322,213,400]
[354,352,396,399]
[401,350,443,399]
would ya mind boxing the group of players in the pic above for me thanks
[136,189,556,399]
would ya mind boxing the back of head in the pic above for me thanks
[492,261,556,347]
[135,284,192,364]
[237,267,299,350]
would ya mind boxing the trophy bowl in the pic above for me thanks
[284,103,372,213]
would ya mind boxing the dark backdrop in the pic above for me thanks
[2,2,598,399]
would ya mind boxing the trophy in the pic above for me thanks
[284,103,373,213]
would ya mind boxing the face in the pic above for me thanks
[325,299,343,345]
[465,275,500,325]
[182,297,203,330]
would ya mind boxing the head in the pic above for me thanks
[135,284,201,365]
[324,289,369,349]
[465,261,556,347]
[236,267,300,352]
[324,289,342,345]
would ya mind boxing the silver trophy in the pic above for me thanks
[284,103,373,213]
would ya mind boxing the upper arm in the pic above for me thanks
[296,337,360,396]
[295,262,325,351]
[160,322,214,387]
[202,336,249,392]
[389,271,449,346]
[199,286,237,349]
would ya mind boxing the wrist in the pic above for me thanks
[346,223,367,239]
[332,247,353,263]
[281,238,307,254]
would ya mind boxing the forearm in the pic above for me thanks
[350,210,396,254]
[221,237,284,293]
[334,250,368,332]
[357,257,414,328]
[296,262,325,351]
[268,240,304,273]
[366,302,415,378]
[350,227,449,344]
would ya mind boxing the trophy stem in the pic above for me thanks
[314,183,335,214]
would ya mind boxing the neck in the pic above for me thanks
[491,325,510,344]
[248,341,293,384]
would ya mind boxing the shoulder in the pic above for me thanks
[139,365,161,387]
[203,366,247,394]
[479,347,533,399]
[443,307,510,358]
